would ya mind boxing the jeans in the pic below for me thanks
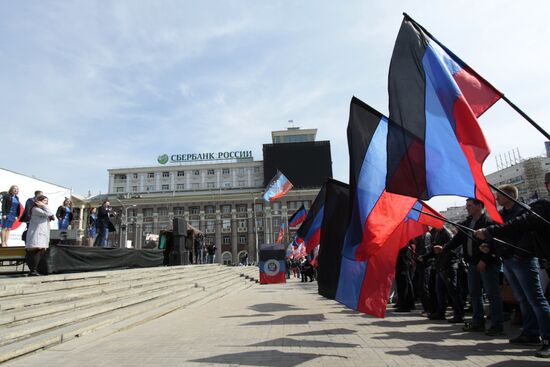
[504,257,550,339]
[207,254,215,264]
[97,227,109,248]
[468,262,503,329]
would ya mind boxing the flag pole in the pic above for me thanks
[488,183,550,227]
[402,13,550,141]
[411,207,533,255]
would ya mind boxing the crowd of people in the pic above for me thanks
[393,178,550,359]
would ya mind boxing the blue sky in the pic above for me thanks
[1,1,549,210]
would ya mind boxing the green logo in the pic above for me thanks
[157,154,169,165]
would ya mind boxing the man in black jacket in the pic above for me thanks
[434,198,503,335]
[96,200,114,248]
[475,175,550,359]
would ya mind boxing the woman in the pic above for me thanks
[1,185,20,247]
[25,195,55,276]
[56,198,73,230]
[87,207,97,247]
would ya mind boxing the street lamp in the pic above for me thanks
[253,196,259,264]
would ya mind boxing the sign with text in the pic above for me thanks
[158,151,253,164]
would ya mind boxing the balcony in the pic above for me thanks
[222,228,231,233]
[205,228,215,234]
[237,227,247,233]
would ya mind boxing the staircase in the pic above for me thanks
[0,264,259,363]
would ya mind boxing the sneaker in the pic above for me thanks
[536,340,550,358]
[462,322,485,332]
[509,334,541,345]
[485,328,505,337]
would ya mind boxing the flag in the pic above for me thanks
[296,184,326,254]
[317,179,350,300]
[258,243,286,284]
[334,97,418,317]
[288,204,307,227]
[387,14,503,223]
[262,170,293,202]
[276,222,285,244]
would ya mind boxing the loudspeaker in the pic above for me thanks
[173,218,188,237]
[169,241,189,266]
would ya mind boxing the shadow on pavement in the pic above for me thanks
[487,361,549,367]
[241,313,326,326]
[288,328,357,337]
[385,342,536,361]
[220,313,275,318]
[190,349,346,367]
[248,337,359,348]
[247,303,305,313]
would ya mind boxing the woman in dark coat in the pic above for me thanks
[1,185,20,247]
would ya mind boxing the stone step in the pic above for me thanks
[0,265,229,310]
[0,266,238,326]
[0,271,254,363]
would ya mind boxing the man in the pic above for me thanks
[434,198,503,335]
[475,175,550,358]
[96,200,114,248]
[394,242,416,312]
[20,190,43,224]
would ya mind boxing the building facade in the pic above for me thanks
[96,129,330,264]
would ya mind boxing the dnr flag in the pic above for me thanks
[258,243,286,284]
[296,184,326,254]
[387,14,502,222]
[263,170,293,203]
[288,204,307,227]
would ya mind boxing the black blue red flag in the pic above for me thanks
[262,170,293,203]
[296,184,326,254]
[288,204,307,227]
[387,14,503,223]
[258,243,286,284]
[334,97,444,317]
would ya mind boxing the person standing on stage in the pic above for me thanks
[96,200,114,248]
[56,198,74,230]
[87,207,98,247]
[20,190,43,225]
[1,185,21,247]
[25,195,55,276]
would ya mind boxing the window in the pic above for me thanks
[207,169,215,175]
[133,173,138,179]
[254,180,262,186]
[238,181,245,187]
[128,209,137,217]
[116,187,124,193]
[158,207,168,217]
[146,185,155,191]
[303,200,311,209]
[255,203,263,212]
[238,220,246,228]
[207,182,215,189]
[177,184,185,191]
[114,174,126,180]
[239,235,246,244]
[272,217,281,228]
[254,167,260,173]
[222,168,230,175]
[223,182,231,188]
[162,172,169,178]
[206,220,215,231]
[237,204,247,213]
[174,207,185,216]
[161,184,169,191]
[194,170,200,176]
[238,168,245,175]
[147,172,154,178]
[222,219,231,229]
[192,183,200,190]
[177,171,185,177]
[223,236,231,244]
[132,186,138,192]
[205,205,215,214]
[190,206,200,215]
[143,223,153,234]
[143,208,153,217]
[222,205,231,213]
